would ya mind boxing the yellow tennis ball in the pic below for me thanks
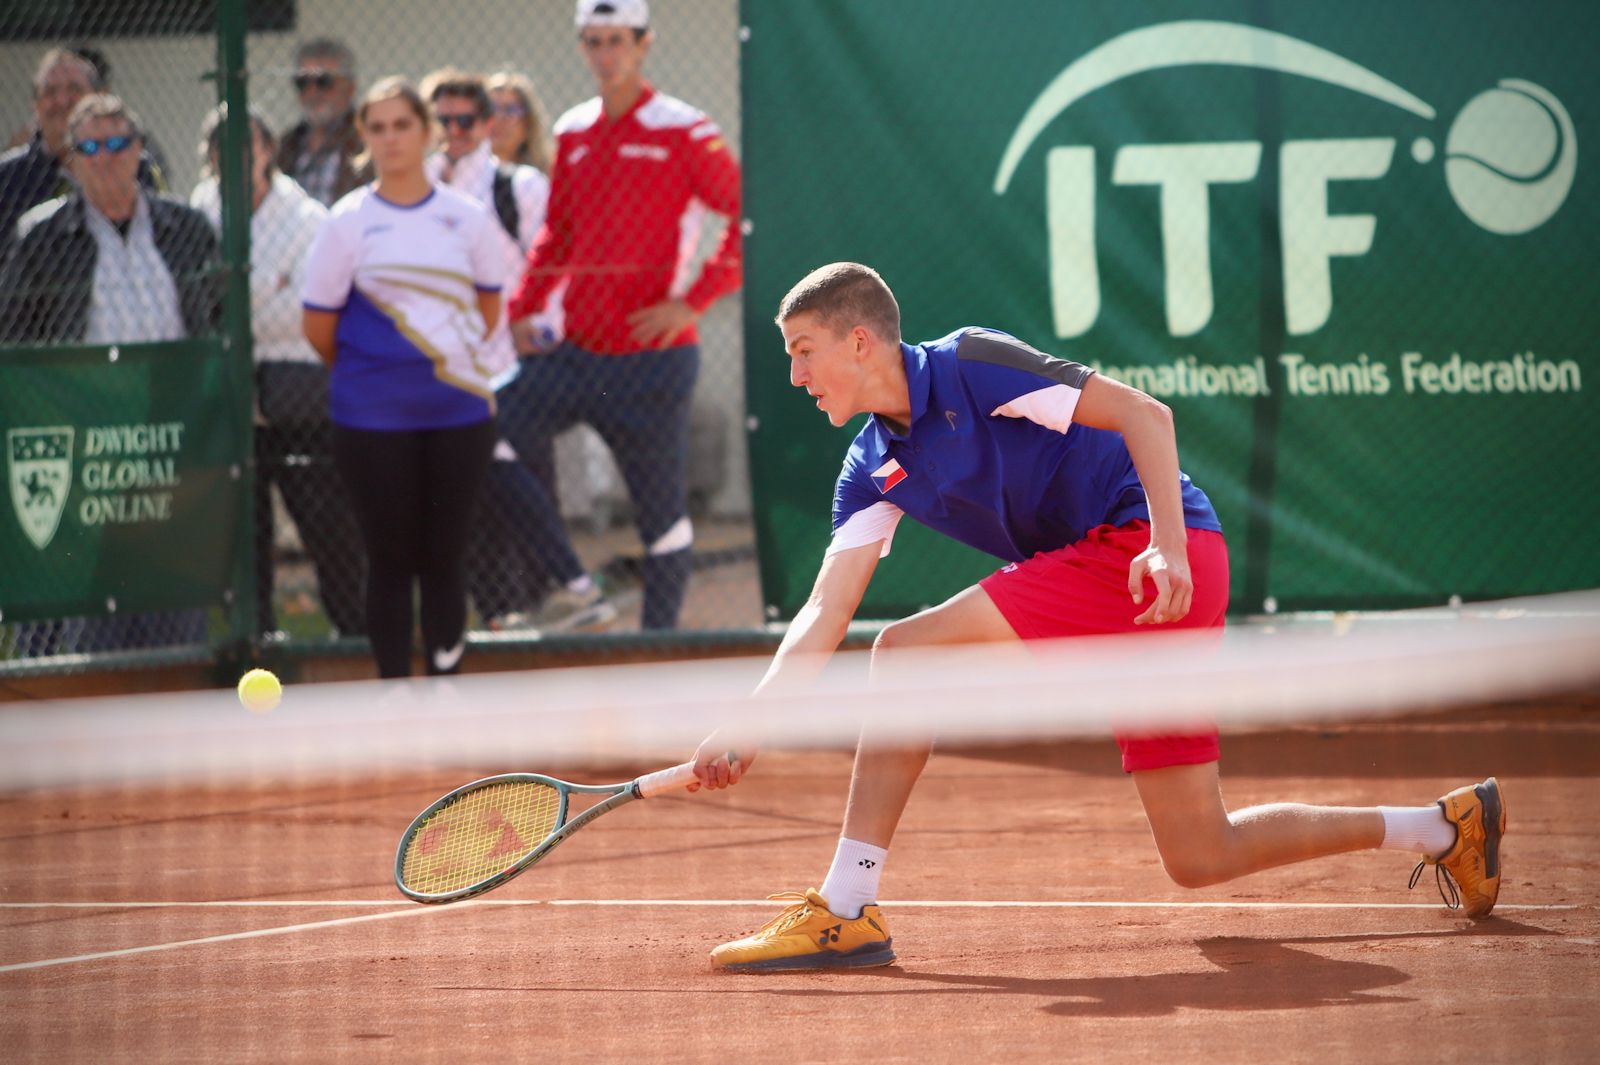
[237,668,282,713]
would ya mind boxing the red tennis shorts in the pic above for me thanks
[978,520,1230,773]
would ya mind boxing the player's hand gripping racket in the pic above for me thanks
[395,761,699,903]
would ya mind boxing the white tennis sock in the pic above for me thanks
[819,837,888,919]
[1379,806,1457,858]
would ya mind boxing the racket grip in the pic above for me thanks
[635,761,700,799]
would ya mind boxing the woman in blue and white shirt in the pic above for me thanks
[302,77,505,678]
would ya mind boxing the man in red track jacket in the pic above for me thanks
[503,0,741,631]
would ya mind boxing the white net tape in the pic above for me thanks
[3,591,1597,791]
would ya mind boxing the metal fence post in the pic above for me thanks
[216,0,257,665]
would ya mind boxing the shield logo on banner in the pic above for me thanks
[8,427,74,550]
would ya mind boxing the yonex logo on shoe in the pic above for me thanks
[858,859,876,869]
[818,924,842,945]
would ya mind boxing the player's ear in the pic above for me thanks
[851,324,871,358]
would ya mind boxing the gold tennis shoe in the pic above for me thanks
[1410,776,1506,918]
[710,889,895,973]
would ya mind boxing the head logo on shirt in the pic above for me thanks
[872,458,908,494]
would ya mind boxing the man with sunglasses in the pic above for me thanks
[1,92,219,656]
[420,71,608,632]
[1,93,219,345]
[276,38,367,207]
[0,47,163,249]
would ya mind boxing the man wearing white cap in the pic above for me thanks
[505,0,743,631]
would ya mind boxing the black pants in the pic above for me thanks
[465,450,557,622]
[333,419,495,678]
[497,344,699,629]
[255,362,366,635]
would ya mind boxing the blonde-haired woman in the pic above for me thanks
[302,77,506,677]
[485,70,552,174]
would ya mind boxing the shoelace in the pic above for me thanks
[1409,858,1461,911]
[754,891,819,935]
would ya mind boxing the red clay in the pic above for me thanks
[2,696,1597,1063]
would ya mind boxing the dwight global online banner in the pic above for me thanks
[742,1,1597,618]
[1,342,244,623]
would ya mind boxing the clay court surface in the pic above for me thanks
[2,695,1597,1063]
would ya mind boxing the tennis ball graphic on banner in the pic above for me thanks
[1445,79,1577,235]
[238,668,282,713]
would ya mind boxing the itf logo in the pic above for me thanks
[993,21,1577,339]
[8,427,73,550]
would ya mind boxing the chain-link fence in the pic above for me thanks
[240,0,754,648]
[0,2,252,665]
[1,0,760,674]
[742,3,1599,618]
[9,2,1594,678]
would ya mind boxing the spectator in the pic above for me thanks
[301,77,506,678]
[424,71,549,235]
[277,38,366,207]
[422,70,596,631]
[3,45,173,174]
[192,104,367,640]
[1,93,219,654]
[485,70,553,174]
[1,93,218,344]
[1,47,163,246]
[505,0,743,631]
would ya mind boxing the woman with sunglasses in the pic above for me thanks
[301,77,508,678]
[485,71,553,174]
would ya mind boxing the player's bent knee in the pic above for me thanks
[1160,858,1228,890]
[1152,841,1233,889]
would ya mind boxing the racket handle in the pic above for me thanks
[635,760,700,799]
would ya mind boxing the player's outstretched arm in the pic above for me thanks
[1072,375,1193,624]
[691,541,881,790]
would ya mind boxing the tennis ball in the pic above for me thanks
[238,668,282,713]
[1444,80,1575,235]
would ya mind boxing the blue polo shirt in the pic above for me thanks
[829,327,1220,561]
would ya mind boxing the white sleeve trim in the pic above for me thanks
[513,166,550,253]
[990,383,1083,434]
[827,501,904,559]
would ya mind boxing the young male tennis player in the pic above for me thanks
[690,262,1505,973]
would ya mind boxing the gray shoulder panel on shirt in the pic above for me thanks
[955,327,1093,390]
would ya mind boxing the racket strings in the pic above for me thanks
[400,780,562,896]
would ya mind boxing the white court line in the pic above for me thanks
[1,898,1581,974]
[0,899,1580,911]
[0,905,446,974]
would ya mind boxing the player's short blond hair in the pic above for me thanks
[776,262,901,343]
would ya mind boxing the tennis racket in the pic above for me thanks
[395,760,699,903]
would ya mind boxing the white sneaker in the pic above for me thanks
[534,584,618,633]
[484,611,535,633]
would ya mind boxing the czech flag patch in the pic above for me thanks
[871,458,907,494]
